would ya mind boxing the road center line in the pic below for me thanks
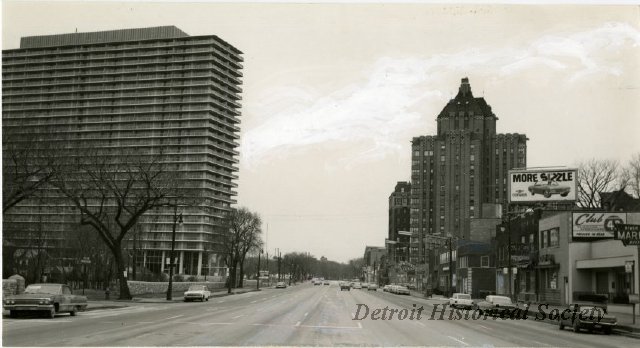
[250,300,257,303]
[416,321,426,327]
[447,336,469,346]
[478,324,490,330]
[295,321,301,327]
[164,315,184,320]
[232,315,245,319]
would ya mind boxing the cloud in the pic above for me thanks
[242,22,640,168]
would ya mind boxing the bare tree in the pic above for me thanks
[221,207,262,293]
[2,129,57,213]
[576,158,623,208]
[51,149,180,299]
[621,153,640,199]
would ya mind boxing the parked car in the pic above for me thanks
[528,181,571,198]
[475,295,518,315]
[361,283,369,289]
[339,282,351,291]
[3,283,87,318]
[352,282,362,289]
[276,282,287,289]
[368,284,378,291]
[323,280,330,285]
[183,285,211,302]
[394,285,410,295]
[558,304,616,334]
[383,284,392,292]
[449,293,474,309]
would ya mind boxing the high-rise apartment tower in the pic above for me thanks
[2,26,242,279]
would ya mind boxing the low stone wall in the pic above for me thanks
[3,279,18,298]
[3,275,25,298]
[126,280,257,296]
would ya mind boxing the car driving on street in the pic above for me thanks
[183,285,211,302]
[449,293,474,309]
[558,304,617,334]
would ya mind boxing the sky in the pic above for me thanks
[2,1,640,263]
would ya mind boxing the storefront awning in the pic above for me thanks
[576,256,632,269]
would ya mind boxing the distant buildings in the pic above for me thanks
[409,77,527,290]
[2,26,243,280]
[385,182,411,283]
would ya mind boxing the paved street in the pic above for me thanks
[3,282,639,347]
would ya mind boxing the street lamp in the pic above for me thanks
[500,216,515,301]
[257,249,263,291]
[166,202,183,301]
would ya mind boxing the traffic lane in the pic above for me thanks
[55,284,332,346]
[2,287,294,346]
[362,290,639,348]
[348,289,514,347]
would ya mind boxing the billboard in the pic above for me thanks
[508,168,577,203]
[573,212,626,238]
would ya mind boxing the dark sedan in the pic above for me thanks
[3,283,87,318]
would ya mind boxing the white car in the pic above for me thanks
[449,293,474,309]
[394,285,410,295]
[368,284,378,291]
[276,282,287,289]
[183,285,211,302]
[352,282,362,289]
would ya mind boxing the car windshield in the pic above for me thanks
[188,286,205,291]
[457,294,471,299]
[24,284,61,294]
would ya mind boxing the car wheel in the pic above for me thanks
[572,321,580,333]
[70,306,78,316]
[559,321,565,330]
[544,190,552,198]
[206,296,209,301]
[48,307,56,319]
[603,328,612,335]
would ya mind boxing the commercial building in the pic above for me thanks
[363,246,386,284]
[537,211,639,311]
[2,26,243,280]
[410,77,527,290]
[386,181,412,284]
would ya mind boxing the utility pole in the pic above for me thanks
[448,237,453,297]
[507,217,512,301]
[257,249,262,291]
[166,201,182,301]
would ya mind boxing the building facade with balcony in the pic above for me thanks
[2,26,243,280]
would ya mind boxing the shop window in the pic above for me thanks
[548,270,558,290]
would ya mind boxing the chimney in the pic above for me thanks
[459,77,471,97]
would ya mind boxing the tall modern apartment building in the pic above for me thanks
[410,78,527,281]
[2,26,242,279]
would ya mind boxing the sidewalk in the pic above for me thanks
[85,287,260,311]
[408,291,640,338]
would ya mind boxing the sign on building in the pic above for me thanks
[508,168,577,203]
[615,224,640,246]
[573,212,626,238]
